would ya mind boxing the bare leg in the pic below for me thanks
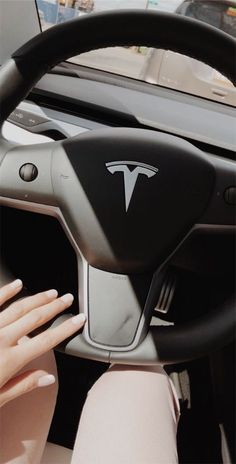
[72,364,180,464]
[0,350,58,464]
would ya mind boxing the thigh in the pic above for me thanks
[72,364,180,464]
[0,349,58,464]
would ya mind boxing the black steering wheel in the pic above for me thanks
[0,10,235,365]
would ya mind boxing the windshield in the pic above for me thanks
[36,0,236,106]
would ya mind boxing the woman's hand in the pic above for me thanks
[0,279,85,407]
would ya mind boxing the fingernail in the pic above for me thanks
[60,293,74,304]
[10,279,23,289]
[72,313,86,325]
[45,289,58,298]
[38,374,56,387]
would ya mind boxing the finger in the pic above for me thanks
[0,369,56,407]
[3,293,74,346]
[17,313,86,367]
[0,279,23,308]
[0,288,58,330]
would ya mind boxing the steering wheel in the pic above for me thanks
[0,10,235,365]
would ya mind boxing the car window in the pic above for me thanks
[176,1,236,37]
[35,0,236,106]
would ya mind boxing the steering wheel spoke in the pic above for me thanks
[198,153,236,229]
[62,254,171,364]
[0,140,58,208]
[0,10,235,364]
[80,263,153,351]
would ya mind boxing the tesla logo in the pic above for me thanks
[106,161,158,212]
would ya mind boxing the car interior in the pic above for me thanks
[0,1,235,463]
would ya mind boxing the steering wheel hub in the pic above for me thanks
[59,128,215,273]
[0,10,235,364]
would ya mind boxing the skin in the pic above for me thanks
[0,279,86,408]
[0,280,179,464]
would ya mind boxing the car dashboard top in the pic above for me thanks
[3,72,235,158]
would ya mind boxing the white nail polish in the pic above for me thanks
[72,314,86,325]
[38,374,56,387]
[10,279,23,289]
[60,293,74,304]
[45,289,58,298]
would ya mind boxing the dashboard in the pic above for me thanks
[3,71,235,158]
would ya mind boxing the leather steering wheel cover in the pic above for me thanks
[0,10,235,124]
[0,10,235,363]
[13,10,236,81]
[152,294,236,364]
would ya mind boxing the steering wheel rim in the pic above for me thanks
[0,10,236,125]
[0,10,235,365]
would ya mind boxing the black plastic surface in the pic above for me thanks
[63,128,215,272]
[201,157,236,225]
[225,187,236,206]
